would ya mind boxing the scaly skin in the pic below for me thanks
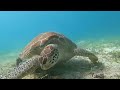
[0,55,40,79]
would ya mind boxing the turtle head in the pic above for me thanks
[40,44,59,70]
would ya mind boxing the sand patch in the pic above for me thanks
[0,39,120,79]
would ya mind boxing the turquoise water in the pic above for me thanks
[0,11,120,52]
[0,11,120,79]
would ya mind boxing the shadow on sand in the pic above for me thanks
[36,58,105,79]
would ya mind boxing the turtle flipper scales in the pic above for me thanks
[0,55,41,79]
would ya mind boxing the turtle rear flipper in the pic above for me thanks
[74,48,98,63]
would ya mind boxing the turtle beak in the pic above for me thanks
[41,65,50,70]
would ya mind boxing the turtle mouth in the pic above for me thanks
[41,64,53,70]
[41,60,58,70]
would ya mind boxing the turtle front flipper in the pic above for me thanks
[0,55,41,79]
[0,44,59,79]
[74,48,98,63]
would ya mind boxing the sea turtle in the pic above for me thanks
[0,32,98,79]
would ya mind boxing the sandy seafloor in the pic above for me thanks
[0,38,120,79]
